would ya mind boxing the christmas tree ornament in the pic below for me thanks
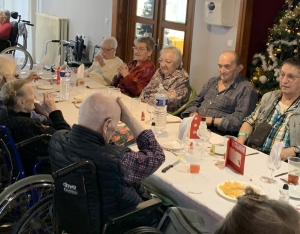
[259,75,267,84]
[294,48,299,53]
[253,76,258,82]
[276,47,282,53]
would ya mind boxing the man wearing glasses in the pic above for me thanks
[182,51,258,136]
[84,37,123,85]
[237,58,300,160]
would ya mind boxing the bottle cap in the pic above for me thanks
[201,117,206,121]
[283,184,289,190]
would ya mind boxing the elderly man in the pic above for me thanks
[0,10,12,39]
[140,45,190,113]
[181,51,258,135]
[48,93,165,225]
[237,58,300,160]
[83,37,123,85]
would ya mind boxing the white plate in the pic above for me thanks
[40,73,56,80]
[289,185,300,199]
[160,140,182,150]
[216,180,264,202]
[37,85,54,90]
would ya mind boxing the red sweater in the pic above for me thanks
[0,22,12,39]
[112,59,155,96]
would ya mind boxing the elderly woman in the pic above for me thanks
[140,46,190,113]
[112,36,156,96]
[0,79,70,175]
[0,10,12,39]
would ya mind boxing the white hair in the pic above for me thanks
[0,54,16,84]
[103,37,118,49]
[0,10,11,21]
[160,46,182,67]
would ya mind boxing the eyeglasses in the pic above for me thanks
[100,47,115,53]
[158,59,174,65]
[132,47,147,52]
[279,72,300,82]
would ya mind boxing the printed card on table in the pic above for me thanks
[225,138,246,175]
[189,115,204,139]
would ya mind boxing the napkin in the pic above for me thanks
[269,141,284,168]
[178,116,193,143]
[54,55,60,69]
[37,53,49,71]
[77,64,85,79]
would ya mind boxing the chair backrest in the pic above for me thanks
[53,160,102,234]
[9,21,19,47]
[171,85,196,116]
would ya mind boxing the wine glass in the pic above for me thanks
[197,128,211,157]
[145,99,155,125]
[176,130,187,156]
[260,156,282,184]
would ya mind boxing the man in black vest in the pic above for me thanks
[48,93,165,227]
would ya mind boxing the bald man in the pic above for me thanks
[48,93,165,226]
[181,51,258,135]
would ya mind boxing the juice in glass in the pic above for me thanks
[190,164,200,174]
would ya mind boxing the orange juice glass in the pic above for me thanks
[190,164,200,174]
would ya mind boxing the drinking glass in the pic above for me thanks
[176,130,187,156]
[260,156,282,184]
[145,99,155,124]
[197,129,211,157]
[130,98,140,117]
[288,157,300,185]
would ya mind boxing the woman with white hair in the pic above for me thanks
[0,79,70,175]
[140,46,190,113]
[0,10,12,39]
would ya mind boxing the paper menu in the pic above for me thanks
[225,138,246,175]
[189,115,204,139]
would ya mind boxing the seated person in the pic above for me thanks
[237,58,300,160]
[79,37,123,86]
[140,46,190,113]
[49,93,165,226]
[0,10,12,40]
[214,187,300,234]
[181,51,258,136]
[0,80,71,175]
[112,36,156,96]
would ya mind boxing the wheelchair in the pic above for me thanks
[0,125,53,232]
[0,11,34,70]
[12,160,209,234]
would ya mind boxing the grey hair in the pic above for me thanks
[0,10,11,21]
[221,51,241,65]
[103,37,118,49]
[0,54,16,84]
[134,36,156,51]
[160,46,182,67]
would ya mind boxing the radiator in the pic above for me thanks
[35,13,69,68]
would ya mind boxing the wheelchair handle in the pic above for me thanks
[51,40,61,43]
[26,23,34,27]
[15,134,52,149]
[52,160,96,179]
[21,20,30,23]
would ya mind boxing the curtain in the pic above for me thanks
[4,0,38,61]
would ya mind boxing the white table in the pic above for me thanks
[35,74,299,232]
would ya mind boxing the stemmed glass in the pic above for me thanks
[176,130,187,156]
[197,128,211,158]
[145,99,155,125]
[260,156,282,184]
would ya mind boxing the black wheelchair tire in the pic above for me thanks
[0,46,33,70]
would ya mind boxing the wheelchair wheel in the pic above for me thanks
[0,174,54,232]
[13,195,56,234]
[1,46,33,70]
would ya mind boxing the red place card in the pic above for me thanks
[225,138,246,175]
[189,115,204,139]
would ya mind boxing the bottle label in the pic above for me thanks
[156,99,168,106]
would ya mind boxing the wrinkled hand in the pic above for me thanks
[117,64,129,77]
[74,67,78,74]
[34,103,49,117]
[26,72,39,82]
[189,112,198,117]
[94,55,105,67]
[116,97,133,125]
[280,147,295,161]
[42,93,57,114]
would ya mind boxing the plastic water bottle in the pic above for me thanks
[154,84,168,133]
[59,62,71,99]
[279,184,289,202]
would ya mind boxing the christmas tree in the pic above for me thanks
[249,0,300,96]
[137,0,154,36]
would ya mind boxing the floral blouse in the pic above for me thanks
[140,68,190,113]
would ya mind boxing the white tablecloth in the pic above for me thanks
[35,74,299,232]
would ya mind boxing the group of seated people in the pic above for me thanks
[0,31,299,232]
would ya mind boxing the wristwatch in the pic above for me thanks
[293,146,300,157]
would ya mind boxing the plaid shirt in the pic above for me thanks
[120,130,165,184]
[245,99,299,152]
[182,75,258,132]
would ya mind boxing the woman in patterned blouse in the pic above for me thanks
[140,46,190,113]
[112,36,156,97]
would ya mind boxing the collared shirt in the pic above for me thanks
[140,68,190,113]
[244,99,300,152]
[182,74,258,132]
[120,129,165,184]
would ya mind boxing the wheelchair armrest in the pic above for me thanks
[107,198,162,225]
[15,134,51,149]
